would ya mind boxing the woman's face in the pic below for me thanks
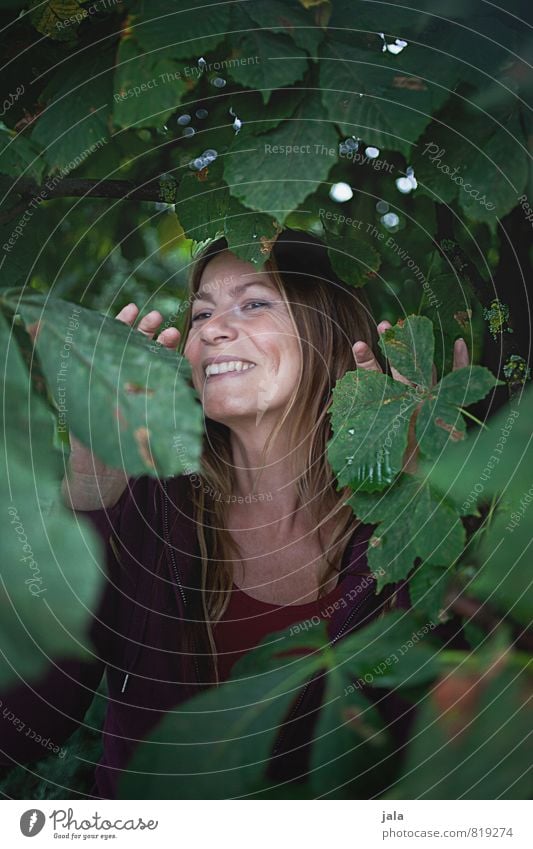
[183,251,301,427]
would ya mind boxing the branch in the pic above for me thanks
[9,176,175,203]
[435,205,527,398]
[447,587,533,653]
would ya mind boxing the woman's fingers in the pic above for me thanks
[115,303,140,326]
[156,327,181,349]
[453,337,470,370]
[352,340,382,371]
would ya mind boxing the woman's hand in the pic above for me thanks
[352,321,470,475]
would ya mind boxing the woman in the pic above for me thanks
[0,230,469,798]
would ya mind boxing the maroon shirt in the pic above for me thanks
[0,474,464,798]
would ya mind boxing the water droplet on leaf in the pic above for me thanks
[396,176,413,193]
[182,127,195,137]
[196,108,208,119]
[212,77,226,88]
[329,182,353,202]
[365,146,380,158]
[376,200,389,213]
[177,114,191,126]
[381,212,400,228]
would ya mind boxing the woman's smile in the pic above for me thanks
[205,361,257,381]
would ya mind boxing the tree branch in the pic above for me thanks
[11,176,172,203]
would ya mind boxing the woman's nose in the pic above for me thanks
[199,310,238,343]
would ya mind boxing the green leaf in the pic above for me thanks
[130,0,230,62]
[424,384,531,511]
[379,315,435,387]
[236,0,326,56]
[324,227,381,288]
[458,111,528,231]
[3,291,204,476]
[336,609,442,685]
[385,636,533,799]
[319,39,437,157]
[0,126,45,182]
[328,317,499,491]
[408,563,449,623]
[230,25,308,104]
[175,157,229,242]
[224,92,338,222]
[327,369,419,491]
[0,208,49,288]
[0,309,103,687]
[348,476,465,590]
[309,668,390,798]
[113,37,188,129]
[31,48,113,174]
[119,643,321,799]
[29,0,87,42]
[224,197,281,265]
[416,366,501,457]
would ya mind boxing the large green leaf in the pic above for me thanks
[229,23,308,104]
[335,609,442,685]
[0,309,103,687]
[324,226,381,288]
[327,316,500,492]
[319,39,437,157]
[31,48,113,174]
[113,37,188,129]
[119,634,323,799]
[348,475,466,590]
[416,366,501,457]
[309,668,390,798]
[458,111,528,232]
[175,157,229,242]
[380,315,435,386]
[2,291,203,476]
[384,633,533,799]
[235,0,326,56]
[224,93,338,221]
[130,0,230,62]
[0,125,45,182]
[424,383,531,511]
[224,196,281,265]
[327,369,419,491]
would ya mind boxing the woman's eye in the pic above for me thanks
[243,301,270,311]
[192,302,270,322]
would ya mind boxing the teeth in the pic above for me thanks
[205,360,256,377]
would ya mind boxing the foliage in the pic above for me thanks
[0,0,531,800]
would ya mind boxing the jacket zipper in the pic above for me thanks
[270,579,376,760]
[161,480,202,687]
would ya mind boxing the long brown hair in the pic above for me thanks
[177,229,383,685]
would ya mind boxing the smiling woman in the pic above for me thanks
[177,229,384,683]
[0,229,467,799]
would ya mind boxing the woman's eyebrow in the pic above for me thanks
[193,280,276,304]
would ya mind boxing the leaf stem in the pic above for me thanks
[456,406,490,429]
